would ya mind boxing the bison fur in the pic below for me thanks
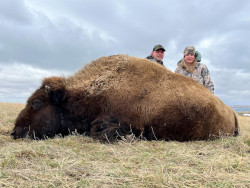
[11,55,239,142]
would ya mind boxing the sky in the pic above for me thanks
[0,0,249,105]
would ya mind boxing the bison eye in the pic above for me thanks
[31,99,44,110]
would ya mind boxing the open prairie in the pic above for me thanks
[0,102,249,187]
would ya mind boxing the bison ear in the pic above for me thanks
[42,77,66,105]
[45,85,65,105]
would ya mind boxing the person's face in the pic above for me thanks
[152,49,164,61]
[184,54,195,64]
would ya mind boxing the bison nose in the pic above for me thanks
[10,130,16,137]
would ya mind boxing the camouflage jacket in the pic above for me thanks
[146,55,164,66]
[175,61,214,93]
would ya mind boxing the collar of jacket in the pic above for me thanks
[179,58,198,73]
[146,55,163,65]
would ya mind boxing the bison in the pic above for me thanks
[11,55,238,142]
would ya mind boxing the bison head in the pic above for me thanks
[10,77,68,139]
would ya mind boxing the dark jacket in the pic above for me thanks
[146,55,164,65]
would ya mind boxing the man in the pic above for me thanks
[146,44,165,65]
[175,46,214,93]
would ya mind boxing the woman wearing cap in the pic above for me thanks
[175,46,214,93]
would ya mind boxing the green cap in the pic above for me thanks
[153,44,165,51]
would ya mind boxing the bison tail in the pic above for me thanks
[233,112,239,137]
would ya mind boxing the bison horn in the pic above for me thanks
[45,85,51,94]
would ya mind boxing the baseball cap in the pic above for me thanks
[153,44,165,51]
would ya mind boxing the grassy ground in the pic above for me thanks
[0,102,249,187]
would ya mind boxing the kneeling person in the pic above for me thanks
[175,46,214,93]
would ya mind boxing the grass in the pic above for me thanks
[0,102,249,187]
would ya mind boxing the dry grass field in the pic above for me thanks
[0,102,249,187]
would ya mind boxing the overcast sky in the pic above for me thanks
[0,0,249,105]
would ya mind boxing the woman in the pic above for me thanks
[175,46,214,93]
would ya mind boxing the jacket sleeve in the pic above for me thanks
[201,65,214,93]
[175,65,182,74]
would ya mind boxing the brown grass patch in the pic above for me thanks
[0,102,249,187]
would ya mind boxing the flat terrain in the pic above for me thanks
[0,102,249,187]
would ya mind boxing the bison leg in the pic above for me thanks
[90,117,132,142]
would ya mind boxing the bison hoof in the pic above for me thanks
[90,117,131,142]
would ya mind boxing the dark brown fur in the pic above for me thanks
[11,55,238,141]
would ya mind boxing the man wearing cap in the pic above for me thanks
[175,46,214,93]
[146,44,165,65]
